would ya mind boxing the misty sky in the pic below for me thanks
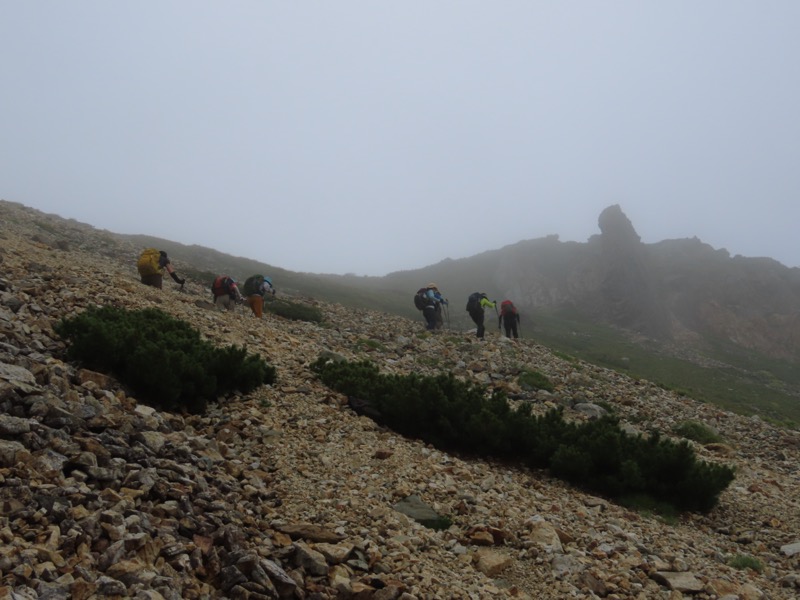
[3,2,800,275]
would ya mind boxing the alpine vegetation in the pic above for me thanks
[56,305,276,413]
[312,357,735,514]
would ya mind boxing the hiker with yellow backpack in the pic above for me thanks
[137,249,185,289]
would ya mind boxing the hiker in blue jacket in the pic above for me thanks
[417,283,448,330]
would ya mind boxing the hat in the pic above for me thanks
[427,283,438,289]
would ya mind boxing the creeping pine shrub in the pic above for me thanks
[56,305,276,413]
[311,357,735,514]
[673,420,724,444]
[265,299,323,323]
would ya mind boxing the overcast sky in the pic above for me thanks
[3,2,799,275]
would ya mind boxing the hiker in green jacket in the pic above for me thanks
[466,292,496,339]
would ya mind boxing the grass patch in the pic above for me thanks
[727,554,764,573]
[518,369,554,392]
[356,338,387,352]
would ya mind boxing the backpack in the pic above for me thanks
[413,288,428,311]
[466,292,482,313]
[243,275,265,296]
[212,275,234,297]
[137,248,162,277]
[500,300,517,317]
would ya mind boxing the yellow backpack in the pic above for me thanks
[137,248,162,276]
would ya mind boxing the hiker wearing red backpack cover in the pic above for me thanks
[498,300,521,339]
[211,275,244,311]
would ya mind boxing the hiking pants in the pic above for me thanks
[423,305,437,330]
[215,295,235,311]
[140,274,163,289]
[435,303,444,330]
[247,294,264,318]
[469,309,485,338]
[503,321,519,339]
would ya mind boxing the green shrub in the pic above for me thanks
[674,420,724,444]
[265,299,323,323]
[356,338,386,352]
[619,494,680,524]
[311,357,735,513]
[56,305,276,413]
[423,515,453,531]
[552,351,577,363]
[518,368,555,392]
[727,554,764,573]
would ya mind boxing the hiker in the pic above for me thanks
[466,292,496,339]
[414,283,449,331]
[242,274,275,318]
[498,299,521,339]
[137,249,185,289]
[211,275,244,311]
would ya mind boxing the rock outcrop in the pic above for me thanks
[382,204,800,361]
[1,201,799,599]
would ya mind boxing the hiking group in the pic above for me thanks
[136,248,521,336]
[416,285,523,339]
[137,248,275,319]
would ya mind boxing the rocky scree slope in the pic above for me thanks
[0,204,799,599]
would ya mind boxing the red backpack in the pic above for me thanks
[212,275,235,298]
[500,300,517,317]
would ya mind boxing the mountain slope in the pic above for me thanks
[1,202,800,598]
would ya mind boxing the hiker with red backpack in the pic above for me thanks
[498,299,521,339]
[137,249,185,289]
[211,275,244,311]
[466,292,496,339]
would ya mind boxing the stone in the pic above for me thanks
[473,548,512,576]
[780,541,800,556]
[650,571,704,593]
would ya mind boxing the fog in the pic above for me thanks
[3,2,799,274]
